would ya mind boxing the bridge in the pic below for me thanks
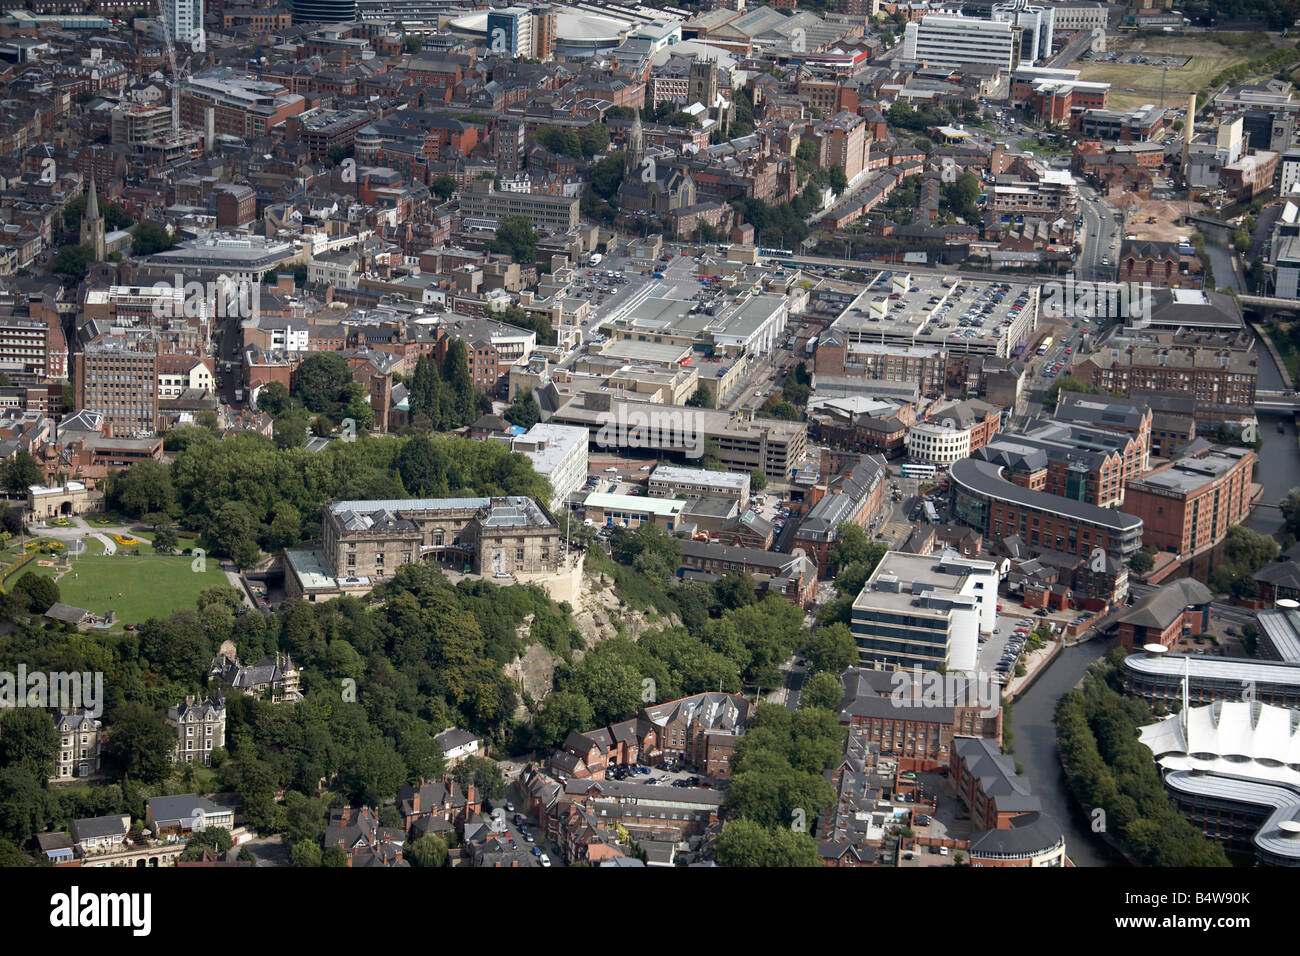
[1255,389,1300,412]
[1239,294,1300,320]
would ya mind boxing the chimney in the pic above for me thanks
[466,782,477,807]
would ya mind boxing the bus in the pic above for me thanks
[1036,335,1053,356]
[900,462,937,480]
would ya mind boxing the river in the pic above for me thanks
[1008,641,1126,867]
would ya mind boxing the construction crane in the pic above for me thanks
[160,14,193,140]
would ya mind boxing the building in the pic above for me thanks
[678,539,819,607]
[145,794,234,838]
[208,651,302,703]
[550,394,807,480]
[74,344,158,437]
[906,420,971,465]
[792,454,888,573]
[459,184,581,232]
[583,492,686,531]
[308,496,563,592]
[0,316,67,382]
[166,695,227,765]
[80,178,106,264]
[1140,701,1300,866]
[434,728,482,768]
[850,551,1002,672]
[836,667,1002,772]
[290,0,357,24]
[903,14,1020,71]
[949,455,1144,558]
[1122,446,1257,557]
[648,464,750,508]
[1121,644,1300,709]
[162,0,203,44]
[1115,576,1213,650]
[52,711,101,781]
[510,422,589,513]
[968,811,1067,867]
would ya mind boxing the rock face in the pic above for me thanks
[506,566,681,722]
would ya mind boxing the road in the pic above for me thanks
[1075,183,1120,283]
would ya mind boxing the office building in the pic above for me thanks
[850,551,1001,672]
[511,422,589,513]
[291,0,356,23]
[903,14,1020,71]
[949,455,1144,558]
[648,464,750,508]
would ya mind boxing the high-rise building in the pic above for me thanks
[162,0,204,44]
[903,14,1020,70]
[290,0,356,24]
[487,6,533,57]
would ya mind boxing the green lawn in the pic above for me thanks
[37,553,229,624]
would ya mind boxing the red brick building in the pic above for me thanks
[1115,577,1213,651]
[1123,446,1257,557]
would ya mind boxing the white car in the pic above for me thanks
[604,467,618,474]
[539,854,552,867]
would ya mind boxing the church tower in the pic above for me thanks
[625,109,645,178]
[81,177,106,262]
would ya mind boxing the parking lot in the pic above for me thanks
[976,611,1043,683]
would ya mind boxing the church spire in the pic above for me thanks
[80,176,106,263]
[626,108,645,177]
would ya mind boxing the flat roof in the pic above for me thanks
[1124,650,1300,687]
[651,464,749,490]
[584,492,686,516]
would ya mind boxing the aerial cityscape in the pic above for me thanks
[0,0,1295,904]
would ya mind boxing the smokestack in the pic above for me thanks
[204,107,215,153]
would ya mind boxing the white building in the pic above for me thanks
[850,551,1002,672]
[1281,147,1300,197]
[906,420,972,465]
[903,14,1020,71]
[511,422,589,514]
[161,0,203,45]
[648,464,750,507]
[992,0,1054,66]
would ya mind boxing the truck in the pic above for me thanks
[234,389,244,402]
[589,253,603,266]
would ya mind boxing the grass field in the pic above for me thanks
[34,553,228,624]
[1076,34,1281,97]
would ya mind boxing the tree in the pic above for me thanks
[257,381,291,416]
[1129,550,1155,575]
[52,244,94,281]
[800,671,844,711]
[131,221,178,256]
[750,470,767,492]
[488,214,539,265]
[110,702,176,784]
[2,507,23,536]
[504,393,541,429]
[294,352,351,415]
[111,459,174,516]
[535,689,596,747]
[408,833,449,867]
[292,841,322,867]
[0,709,58,778]
[588,153,624,202]
[178,826,234,861]
[13,572,58,613]
[431,174,456,201]
[714,818,822,867]
[686,384,714,408]
[2,451,43,495]
[806,621,856,673]
[579,121,610,157]
[322,845,350,867]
